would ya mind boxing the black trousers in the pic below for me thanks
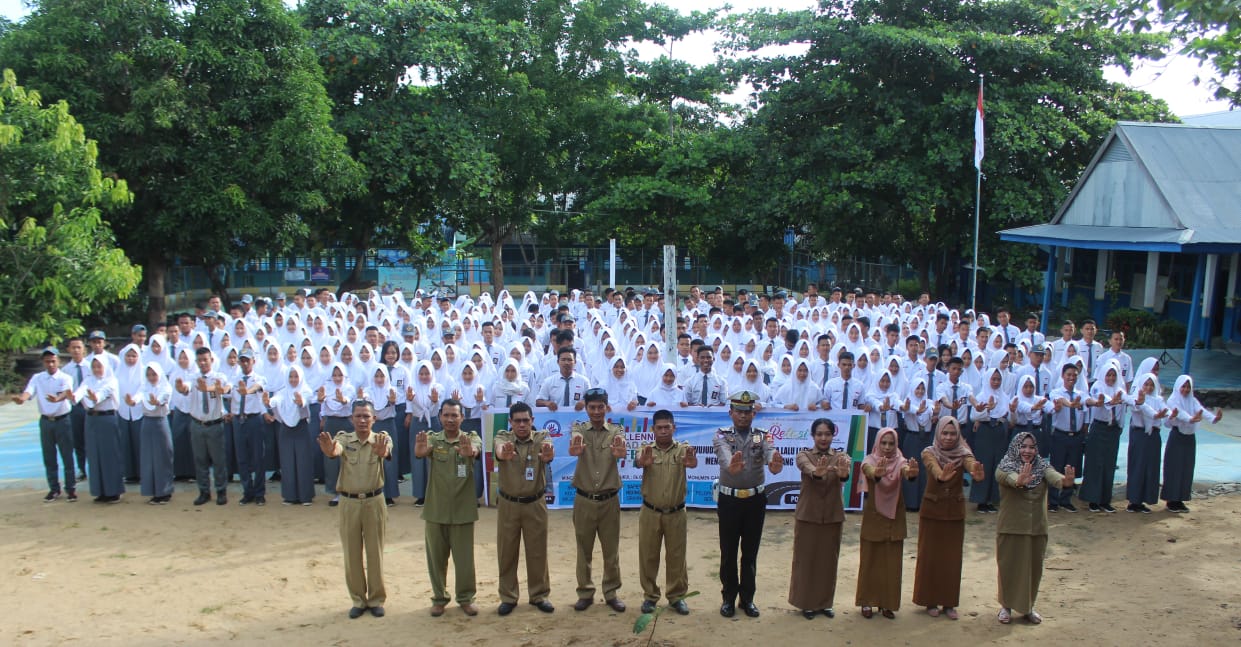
[717,492,767,604]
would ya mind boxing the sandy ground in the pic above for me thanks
[2,483,1240,647]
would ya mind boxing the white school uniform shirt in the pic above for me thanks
[935,379,975,424]
[23,370,74,417]
[1018,330,1046,347]
[536,371,591,407]
[231,370,268,416]
[682,369,729,407]
[822,375,864,410]
[1094,349,1133,386]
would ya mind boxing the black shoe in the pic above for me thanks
[741,602,760,618]
[605,598,626,612]
[216,492,228,505]
[147,497,161,505]
[255,496,266,506]
[821,608,835,618]
[1126,504,1142,513]
[531,600,555,613]
[398,477,407,484]
[573,598,593,612]
[66,491,78,502]
[269,471,281,482]
[802,609,817,620]
[1088,503,1101,513]
[671,600,689,615]
[498,602,516,616]
[1101,503,1116,513]
[1061,502,1078,513]
[1048,504,1059,513]
[329,497,339,507]
[641,600,656,614]
[194,492,211,506]
[719,602,735,618]
[976,504,987,514]
[414,498,425,507]
[106,495,122,503]
[93,496,107,503]
[369,606,384,618]
[77,472,87,482]
[239,496,255,506]
[44,490,60,503]
[348,607,365,619]
[1139,504,1152,514]
[385,498,395,507]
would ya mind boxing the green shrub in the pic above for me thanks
[1156,320,1187,348]
[1105,308,1159,336]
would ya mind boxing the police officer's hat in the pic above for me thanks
[41,346,59,357]
[401,323,416,335]
[1031,343,1048,355]
[729,391,759,411]
[924,348,939,359]
[239,349,256,361]
[88,330,107,341]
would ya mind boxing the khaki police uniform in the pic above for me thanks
[713,423,776,607]
[638,440,690,604]
[571,420,624,601]
[494,429,552,605]
[332,430,392,609]
[422,430,483,606]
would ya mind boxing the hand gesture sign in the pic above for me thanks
[498,441,516,461]
[568,434,585,457]
[539,441,554,463]
[475,387,484,402]
[813,454,831,478]
[317,385,326,401]
[196,376,208,392]
[640,444,655,467]
[988,395,997,411]
[938,459,961,483]
[148,393,159,407]
[728,450,745,475]
[918,399,928,414]
[969,460,986,482]
[124,394,136,406]
[904,457,919,478]
[682,444,696,467]
[406,386,415,401]
[1008,398,1018,413]
[1135,391,1146,406]
[769,449,783,474]
[836,453,852,474]
[387,388,397,405]
[374,433,390,458]
[610,434,626,459]
[1015,461,1035,487]
[456,436,475,458]
[293,391,304,407]
[1110,390,1124,406]
[317,431,337,457]
[356,386,365,400]
[414,431,429,458]
[335,388,347,403]
[430,387,439,403]
[87,388,99,403]
[1062,464,1076,482]
[901,398,911,412]
[1213,407,1224,424]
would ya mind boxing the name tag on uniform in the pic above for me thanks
[525,467,535,481]
[457,463,467,479]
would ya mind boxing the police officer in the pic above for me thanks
[317,400,391,619]
[636,409,696,615]
[569,388,628,612]
[714,391,783,618]
[493,401,556,615]
[414,398,482,617]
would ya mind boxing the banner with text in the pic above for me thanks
[483,408,868,511]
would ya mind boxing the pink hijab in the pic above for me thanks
[860,427,904,519]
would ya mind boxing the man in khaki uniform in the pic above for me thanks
[635,409,696,615]
[493,401,556,615]
[570,388,628,612]
[317,400,392,619]
[414,398,483,617]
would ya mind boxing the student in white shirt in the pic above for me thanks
[135,361,175,504]
[1160,375,1223,513]
[13,347,76,502]
[73,355,126,502]
[1125,373,1168,513]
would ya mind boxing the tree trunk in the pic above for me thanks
[915,258,931,295]
[338,246,371,296]
[206,263,231,311]
[491,238,506,294]
[146,255,168,327]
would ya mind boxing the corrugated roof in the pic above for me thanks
[1000,122,1241,252]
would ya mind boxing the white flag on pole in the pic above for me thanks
[974,82,984,170]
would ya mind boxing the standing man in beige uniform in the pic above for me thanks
[493,401,556,615]
[635,409,696,615]
[414,398,483,617]
[570,388,628,612]
[317,400,392,619]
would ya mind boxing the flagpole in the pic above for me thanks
[971,74,983,313]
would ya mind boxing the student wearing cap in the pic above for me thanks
[130,324,148,350]
[635,409,696,615]
[318,400,392,619]
[13,348,77,502]
[713,390,783,618]
[64,338,91,482]
[568,388,628,612]
[492,402,556,615]
[86,330,120,374]
[231,349,269,505]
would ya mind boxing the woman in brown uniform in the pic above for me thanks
[855,427,919,619]
[789,418,852,619]
[995,431,1076,624]
[912,416,986,620]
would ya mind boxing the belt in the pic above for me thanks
[42,413,69,422]
[499,491,542,504]
[642,500,685,514]
[87,410,115,417]
[340,488,384,499]
[1054,428,1080,437]
[196,418,224,426]
[719,484,764,499]
[575,488,618,502]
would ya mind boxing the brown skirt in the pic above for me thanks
[855,538,903,610]
[996,533,1048,614]
[788,520,843,610]
[912,517,965,607]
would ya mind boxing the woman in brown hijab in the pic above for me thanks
[912,416,986,620]
[855,427,919,619]
[995,431,1076,624]
[788,418,852,620]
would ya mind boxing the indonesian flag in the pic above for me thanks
[974,82,984,170]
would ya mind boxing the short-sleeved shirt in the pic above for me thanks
[536,372,591,407]
[24,370,74,418]
[334,430,391,495]
[494,429,550,498]
[639,441,689,509]
[570,421,623,494]
[421,430,482,524]
[713,426,775,490]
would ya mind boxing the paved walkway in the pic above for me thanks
[1129,348,1241,390]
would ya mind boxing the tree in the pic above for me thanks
[1,0,362,324]
[724,0,1175,301]
[0,69,141,351]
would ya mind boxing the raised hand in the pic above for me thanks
[374,433,390,458]
[356,386,365,399]
[610,434,626,458]
[293,391,304,407]
[901,398,911,412]
[456,435,475,458]
[148,393,159,406]
[196,377,208,391]
[969,460,986,482]
[452,389,462,401]
[430,387,439,403]
[1008,398,1018,413]
[406,386,415,401]
[682,444,696,467]
[1063,464,1076,482]
[836,453,852,475]
[568,434,585,457]
[904,457,919,478]
[124,394,136,406]
[387,388,397,405]
[475,387,484,402]
[317,431,337,456]
[414,431,429,458]
[728,450,745,474]
[1135,391,1146,406]
[498,441,516,461]
[938,459,961,483]
[917,399,928,414]
[1016,461,1034,487]
[873,456,888,474]
[813,454,830,478]
[539,441,555,463]
[317,385,326,401]
[335,388,347,403]
[769,450,783,473]
[640,444,655,467]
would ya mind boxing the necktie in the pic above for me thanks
[506,394,513,407]
[1087,346,1094,379]
[889,347,894,356]
[928,372,934,400]
[75,363,83,389]
[240,376,248,415]
[1034,374,1041,396]
[201,377,209,415]
[701,374,709,405]
[953,384,959,417]
[822,363,830,388]
[1068,385,1077,430]
[562,376,571,407]
[842,381,849,409]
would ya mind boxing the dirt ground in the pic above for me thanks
[2,485,1239,646]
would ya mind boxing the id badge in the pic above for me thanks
[457,463,467,479]
[524,467,535,481]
